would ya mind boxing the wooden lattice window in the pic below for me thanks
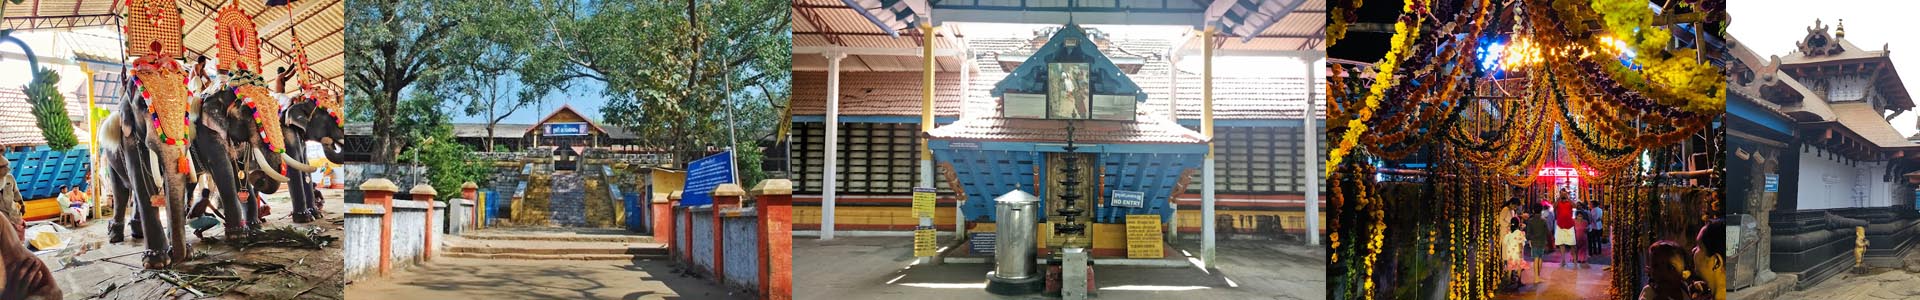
[1185,124,1326,194]
[790,122,952,195]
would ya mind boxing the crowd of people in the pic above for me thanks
[1505,190,1607,285]
[1497,188,1726,300]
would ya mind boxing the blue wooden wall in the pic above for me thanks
[934,147,1200,224]
[5,146,91,199]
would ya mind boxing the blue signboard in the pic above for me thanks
[1764,174,1778,192]
[1110,190,1145,208]
[544,122,589,136]
[679,150,736,207]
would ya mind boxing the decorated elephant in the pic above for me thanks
[100,49,195,267]
[274,70,340,223]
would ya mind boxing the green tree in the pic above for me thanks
[498,0,790,186]
[393,92,487,197]
[24,67,75,150]
[344,0,475,164]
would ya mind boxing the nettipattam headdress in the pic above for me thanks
[215,2,261,72]
[126,0,184,59]
[131,43,193,170]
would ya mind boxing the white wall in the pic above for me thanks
[1797,150,1895,210]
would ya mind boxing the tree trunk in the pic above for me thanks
[485,125,496,152]
[372,85,402,164]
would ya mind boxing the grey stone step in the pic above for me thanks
[439,252,662,261]
[445,239,667,256]
[461,230,654,243]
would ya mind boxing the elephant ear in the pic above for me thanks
[233,84,285,154]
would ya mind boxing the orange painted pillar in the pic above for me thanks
[752,179,793,300]
[412,184,438,261]
[461,182,479,230]
[361,179,399,276]
[652,192,672,250]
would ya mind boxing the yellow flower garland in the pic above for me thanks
[1327,0,1425,177]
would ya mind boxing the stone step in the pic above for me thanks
[460,230,655,243]
[445,239,667,256]
[439,252,661,261]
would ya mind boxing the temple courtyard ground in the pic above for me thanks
[48,188,348,299]
[794,235,1325,300]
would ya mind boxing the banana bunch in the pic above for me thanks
[25,67,77,150]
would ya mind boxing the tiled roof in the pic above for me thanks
[925,116,1208,144]
[791,29,1315,121]
[1828,102,1914,148]
[791,71,965,117]
[0,88,87,147]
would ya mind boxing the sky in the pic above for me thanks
[446,76,608,125]
[1727,0,1920,137]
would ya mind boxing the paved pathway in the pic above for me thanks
[1493,262,1613,300]
[796,236,1322,300]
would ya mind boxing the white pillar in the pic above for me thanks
[1168,52,1180,122]
[1200,26,1217,269]
[824,52,846,240]
[955,53,970,241]
[1166,52,1180,241]
[1304,58,1320,246]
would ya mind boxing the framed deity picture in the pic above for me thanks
[1048,63,1091,119]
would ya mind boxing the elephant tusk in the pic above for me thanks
[281,152,318,173]
[252,148,290,182]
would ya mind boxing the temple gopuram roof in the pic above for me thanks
[926,24,1206,144]
[1730,23,1920,159]
[1775,19,1913,112]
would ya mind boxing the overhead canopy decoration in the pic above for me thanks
[0,0,121,30]
[1324,1,1725,299]
[181,0,345,91]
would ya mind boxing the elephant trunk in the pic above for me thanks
[321,137,346,165]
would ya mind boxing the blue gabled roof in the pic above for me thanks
[990,23,1148,102]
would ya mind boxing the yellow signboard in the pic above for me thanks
[912,187,936,218]
[914,226,937,257]
[1125,215,1164,259]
